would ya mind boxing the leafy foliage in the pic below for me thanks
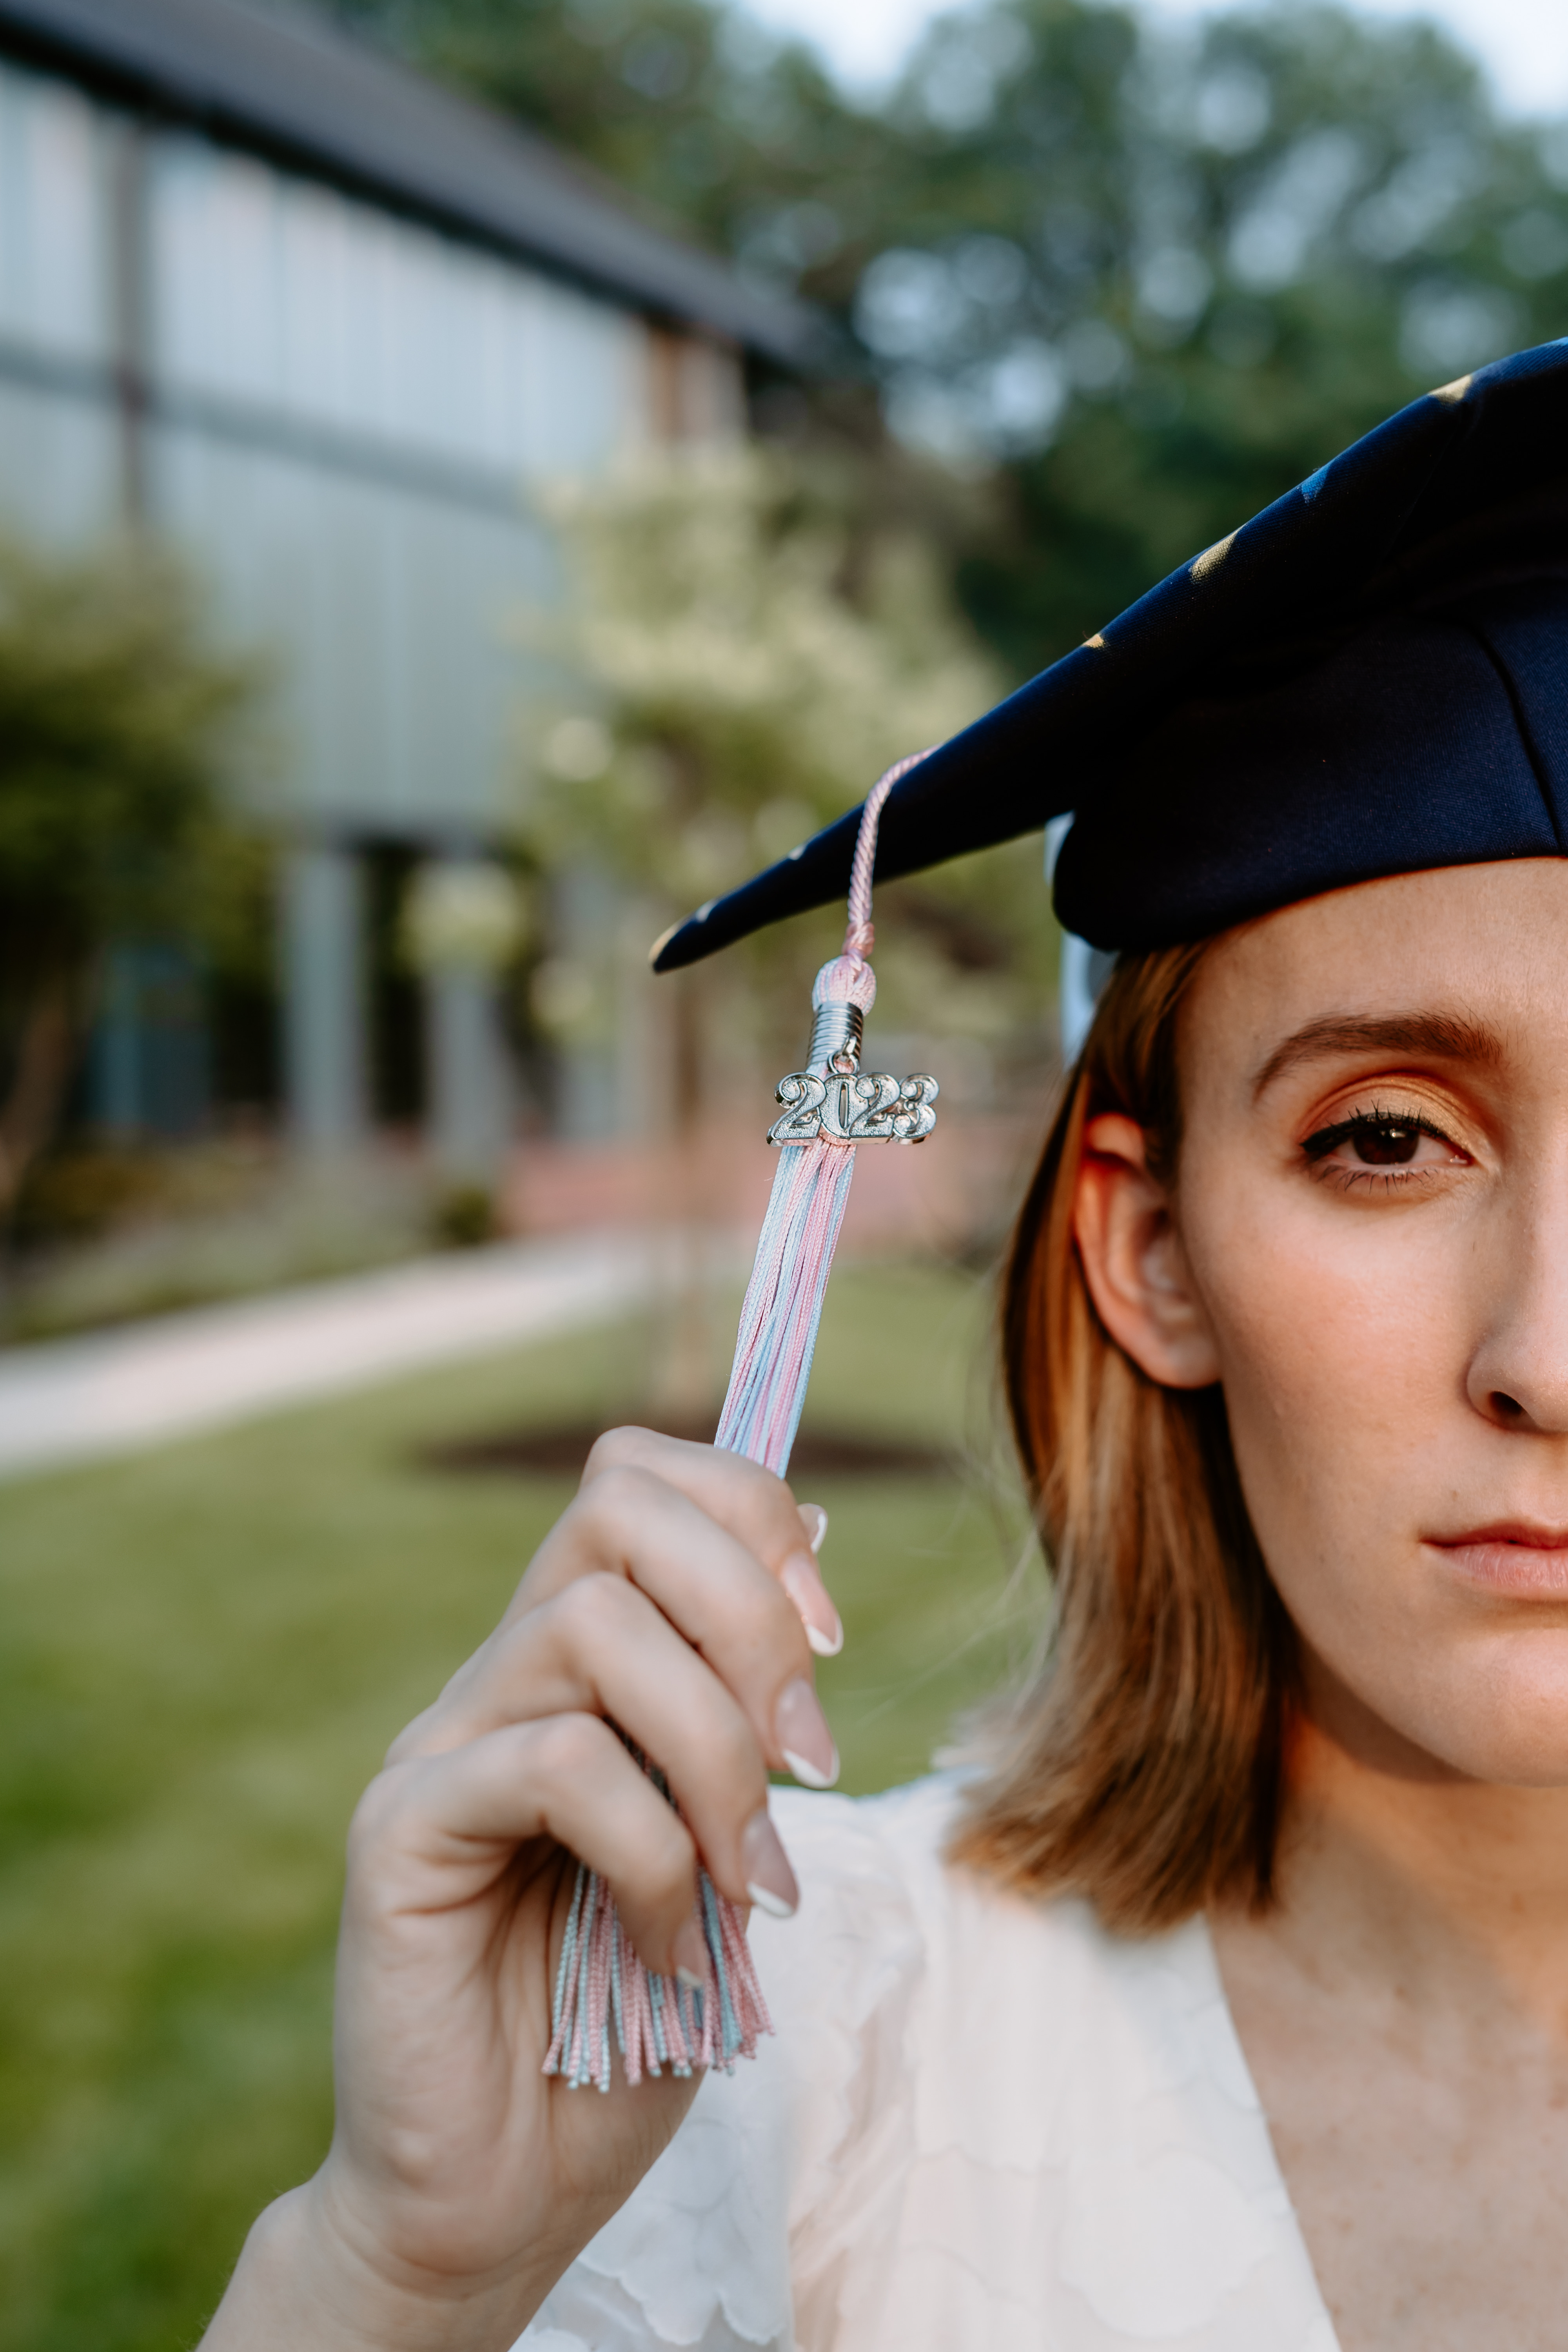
[313,0,1568,677]
[871,4,1568,668]
[0,538,255,991]
[305,0,891,273]
[0,537,259,1209]
[518,446,1054,1070]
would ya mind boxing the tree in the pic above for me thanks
[518,443,1050,1070]
[866,2,1568,670]
[308,0,1568,678]
[300,0,893,294]
[0,537,257,1223]
[516,443,1047,1406]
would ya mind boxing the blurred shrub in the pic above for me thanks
[11,1140,280,1256]
[11,1148,174,1248]
[400,859,530,976]
[431,1182,498,1249]
[517,443,1054,1091]
[6,1149,443,1342]
[0,536,261,1227]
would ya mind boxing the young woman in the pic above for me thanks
[203,345,1568,2352]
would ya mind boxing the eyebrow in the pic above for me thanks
[1250,1011,1505,1101]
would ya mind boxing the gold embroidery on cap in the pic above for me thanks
[1189,532,1237,583]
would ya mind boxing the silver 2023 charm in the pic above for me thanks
[767,1067,939,1147]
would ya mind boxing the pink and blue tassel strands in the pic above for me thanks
[544,754,938,2092]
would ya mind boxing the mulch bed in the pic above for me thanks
[423,1418,952,1480]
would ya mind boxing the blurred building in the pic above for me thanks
[0,0,811,1170]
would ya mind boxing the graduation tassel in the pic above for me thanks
[544,754,938,2092]
[713,755,939,1470]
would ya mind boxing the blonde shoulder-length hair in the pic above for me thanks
[951,942,1298,1935]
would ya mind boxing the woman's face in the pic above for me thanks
[1161,858,1568,1784]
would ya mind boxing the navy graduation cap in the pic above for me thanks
[651,338,1568,974]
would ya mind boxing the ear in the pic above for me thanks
[1074,1112,1221,1389]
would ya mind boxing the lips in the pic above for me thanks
[1427,1524,1568,1597]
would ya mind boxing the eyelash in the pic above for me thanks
[1300,1102,1463,1191]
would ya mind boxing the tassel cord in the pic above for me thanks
[545,750,932,2092]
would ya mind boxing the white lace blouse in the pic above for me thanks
[521,1777,1340,2351]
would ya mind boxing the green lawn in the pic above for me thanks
[0,1263,1041,2352]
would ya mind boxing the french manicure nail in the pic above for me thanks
[775,1675,839,1789]
[741,1806,799,1918]
[671,1914,708,1991]
[780,1550,844,1658]
[797,1502,828,1553]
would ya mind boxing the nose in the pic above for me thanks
[1466,1173,1568,1434]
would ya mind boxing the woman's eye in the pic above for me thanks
[1345,1117,1423,1165]
[1303,1111,1461,1174]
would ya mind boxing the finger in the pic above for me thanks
[534,1430,837,1662]
[579,1427,814,1596]
[465,1465,828,1777]
[782,1499,842,1654]
[465,1572,786,1902]
[406,1551,830,1885]
[580,1452,843,1659]
[350,1714,708,1980]
[780,1535,842,1658]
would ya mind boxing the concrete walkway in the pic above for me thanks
[0,1231,675,1482]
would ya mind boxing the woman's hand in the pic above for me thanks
[200,1428,842,2352]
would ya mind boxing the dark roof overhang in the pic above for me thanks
[0,0,821,368]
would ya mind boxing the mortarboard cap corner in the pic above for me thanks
[644,338,1568,972]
